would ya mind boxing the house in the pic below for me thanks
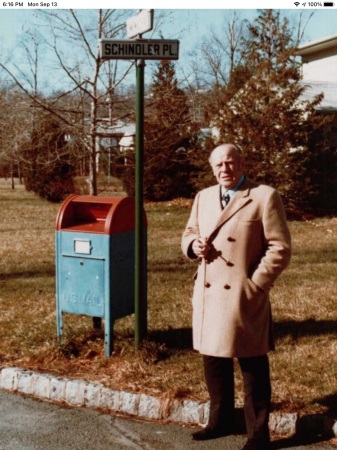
[296,34,337,111]
[296,34,337,210]
[96,119,136,167]
[97,119,135,152]
[297,35,337,83]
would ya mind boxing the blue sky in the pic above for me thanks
[156,9,337,60]
[0,9,337,48]
[1,8,337,55]
[0,9,336,91]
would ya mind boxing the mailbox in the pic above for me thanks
[55,195,147,356]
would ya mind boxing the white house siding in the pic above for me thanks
[301,53,337,83]
[300,81,337,110]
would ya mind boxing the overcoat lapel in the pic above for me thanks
[209,182,252,240]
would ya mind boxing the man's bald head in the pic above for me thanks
[209,143,244,189]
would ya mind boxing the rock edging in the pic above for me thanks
[1,367,336,438]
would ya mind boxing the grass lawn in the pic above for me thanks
[0,178,336,416]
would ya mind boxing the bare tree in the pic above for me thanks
[0,84,32,188]
[184,11,250,125]
[0,9,134,195]
[190,11,248,89]
[291,10,315,47]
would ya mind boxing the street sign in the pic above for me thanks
[99,39,179,61]
[126,10,154,39]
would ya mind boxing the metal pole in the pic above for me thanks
[135,58,147,349]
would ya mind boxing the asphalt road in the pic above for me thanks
[0,389,335,450]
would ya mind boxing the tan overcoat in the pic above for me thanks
[181,178,291,358]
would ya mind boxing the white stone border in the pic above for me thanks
[0,367,335,438]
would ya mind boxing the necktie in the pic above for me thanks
[222,192,230,207]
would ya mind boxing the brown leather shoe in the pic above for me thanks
[191,426,231,441]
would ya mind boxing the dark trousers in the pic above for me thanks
[203,354,271,442]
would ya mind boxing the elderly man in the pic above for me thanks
[181,144,291,450]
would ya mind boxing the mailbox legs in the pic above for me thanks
[56,310,63,343]
[104,317,115,357]
[93,317,102,329]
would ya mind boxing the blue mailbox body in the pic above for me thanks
[55,195,146,357]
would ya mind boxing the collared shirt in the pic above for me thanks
[221,175,245,207]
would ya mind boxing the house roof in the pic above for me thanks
[96,119,135,137]
[296,35,337,57]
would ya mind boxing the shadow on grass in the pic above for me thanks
[147,319,337,350]
[274,319,337,340]
[0,268,55,280]
[148,327,193,349]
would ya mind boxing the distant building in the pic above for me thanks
[97,119,135,152]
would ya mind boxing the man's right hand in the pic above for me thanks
[192,237,210,258]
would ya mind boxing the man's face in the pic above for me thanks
[211,146,244,189]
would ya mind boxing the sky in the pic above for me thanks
[0,6,337,91]
[0,7,337,58]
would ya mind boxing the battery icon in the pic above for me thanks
[324,2,334,5]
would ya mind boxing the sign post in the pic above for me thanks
[99,10,180,350]
[135,58,146,349]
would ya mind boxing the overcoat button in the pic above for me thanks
[205,282,211,288]
[227,237,235,242]
[224,284,231,289]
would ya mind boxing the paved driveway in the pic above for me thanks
[0,390,335,450]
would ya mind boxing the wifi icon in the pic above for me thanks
[294,1,300,4]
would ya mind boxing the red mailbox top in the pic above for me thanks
[55,195,146,235]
